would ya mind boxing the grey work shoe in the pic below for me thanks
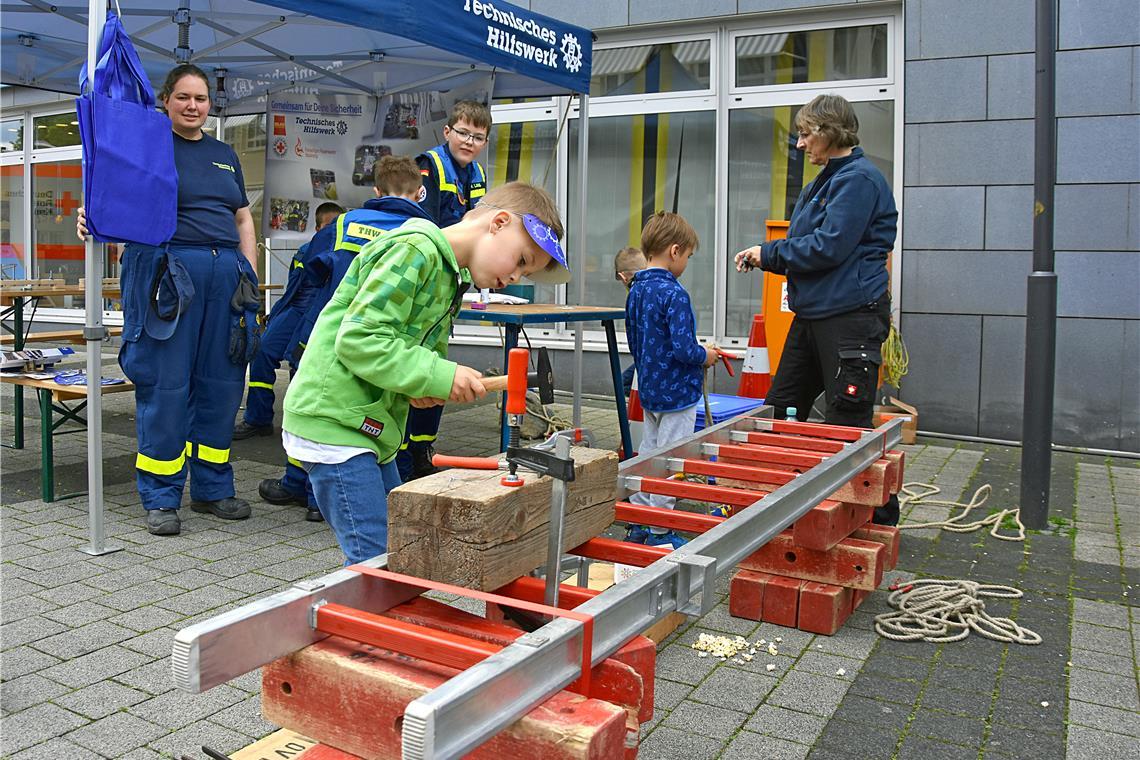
[258,478,306,506]
[232,420,273,440]
[305,507,324,523]
[146,508,181,536]
[190,497,252,520]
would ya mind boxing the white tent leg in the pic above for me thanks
[80,0,120,557]
[571,92,589,427]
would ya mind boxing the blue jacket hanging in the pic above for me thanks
[76,12,178,245]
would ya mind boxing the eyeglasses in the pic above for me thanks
[449,127,487,145]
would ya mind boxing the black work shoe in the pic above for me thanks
[146,508,181,536]
[873,494,900,526]
[190,497,252,520]
[258,478,306,506]
[232,421,273,440]
[305,507,324,522]
[406,445,440,481]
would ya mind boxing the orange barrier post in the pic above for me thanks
[738,313,772,399]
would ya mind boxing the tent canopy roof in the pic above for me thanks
[1,0,593,113]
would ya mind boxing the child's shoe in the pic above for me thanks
[644,530,687,549]
[624,524,651,544]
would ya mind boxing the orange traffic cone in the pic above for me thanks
[738,314,772,399]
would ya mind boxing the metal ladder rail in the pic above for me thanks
[400,416,903,759]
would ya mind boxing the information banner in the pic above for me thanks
[264,77,492,240]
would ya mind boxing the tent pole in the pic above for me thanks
[572,92,589,427]
[80,0,120,556]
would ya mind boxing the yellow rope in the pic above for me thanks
[882,320,909,387]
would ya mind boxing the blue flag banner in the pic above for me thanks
[255,0,592,93]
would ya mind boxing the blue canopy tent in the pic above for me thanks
[2,0,594,556]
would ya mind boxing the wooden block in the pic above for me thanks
[263,636,628,760]
[762,575,803,628]
[387,447,618,590]
[728,569,769,621]
[827,459,892,506]
[797,582,854,635]
[851,524,900,571]
[230,729,319,760]
[883,450,905,493]
[738,530,886,591]
[851,588,870,613]
[792,502,873,551]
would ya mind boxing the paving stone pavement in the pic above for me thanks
[1,362,1137,759]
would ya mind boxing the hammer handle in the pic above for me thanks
[432,454,503,470]
[481,375,509,392]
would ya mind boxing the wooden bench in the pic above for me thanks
[1,374,135,502]
[0,326,124,346]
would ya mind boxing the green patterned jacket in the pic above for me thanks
[283,218,470,462]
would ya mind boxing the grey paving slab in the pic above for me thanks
[744,704,828,743]
[638,725,724,760]
[207,694,280,740]
[1066,724,1140,760]
[0,645,63,680]
[40,645,154,689]
[129,683,248,730]
[31,619,137,659]
[1067,668,1140,712]
[688,666,777,713]
[721,730,811,760]
[64,710,168,757]
[895,735,979,760]
[1067,699,1140,738]
[767,671,852,717]
[0,702,91,756]
[114,657,183,695]
[1070,621,1136,656]
[1072,598,1132,629]
[106,605,187,633]
[0,671,72,713]
[8,737,106,760]
[660,699,747,740]
[53,680,152,720]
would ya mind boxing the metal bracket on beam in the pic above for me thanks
[667,552,717,617]
[82,326,107,342]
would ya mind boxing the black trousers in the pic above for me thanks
[765,295,890,428]
[765,295,898,525]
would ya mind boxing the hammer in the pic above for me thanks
[480,346,554,405]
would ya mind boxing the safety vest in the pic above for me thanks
[421,145,486,228]
[333,206,420,254]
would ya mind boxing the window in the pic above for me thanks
[32,112,81,149]
[568,110,717,333]
[725,100,895,336]
[1,119,22,153]
[735,25,888,88]
[591,40,711,97]
[1,165,25,279]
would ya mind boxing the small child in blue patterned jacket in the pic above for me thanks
[625,211,717,549]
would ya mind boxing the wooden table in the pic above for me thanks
[1,280,280,449]
[0,374,135,502]
[456,304,632,457]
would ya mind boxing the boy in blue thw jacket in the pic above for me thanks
[625,212,718,549]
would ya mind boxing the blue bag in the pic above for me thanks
[76,13,178,245]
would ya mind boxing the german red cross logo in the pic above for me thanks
[846,384,858,397]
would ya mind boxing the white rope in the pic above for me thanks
[873,579,1042,645]
[897,482,1026,542]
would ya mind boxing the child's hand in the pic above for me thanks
[409,396,445,409]
[734,246,762,272]
[76,207,89,241]
[449,365,486,403]
[703,346,719,367]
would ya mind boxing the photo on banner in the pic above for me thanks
[263,76,493,241]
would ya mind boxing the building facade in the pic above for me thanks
[1,0,1136,451]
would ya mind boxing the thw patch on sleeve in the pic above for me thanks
[416,185,428,202]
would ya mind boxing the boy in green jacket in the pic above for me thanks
[282,182,569,564]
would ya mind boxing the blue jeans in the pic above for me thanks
[303,454,402,564]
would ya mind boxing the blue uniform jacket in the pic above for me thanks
[272,228,332,319]
[416,143,487,228]
[286,196,433,366]
[626,268,707,413]
[760,148,897,319]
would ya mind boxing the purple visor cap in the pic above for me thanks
[520,213,571,285]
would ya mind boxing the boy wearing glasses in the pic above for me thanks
[403,100,493,481]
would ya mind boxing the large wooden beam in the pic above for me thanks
[387,447,618,590]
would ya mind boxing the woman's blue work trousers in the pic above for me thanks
[119,243,255,510]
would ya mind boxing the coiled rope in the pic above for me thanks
[898,482,1026,542]
[881,321,909,387]
[874,579,1041,645]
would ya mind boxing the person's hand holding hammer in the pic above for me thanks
[449,365,487,403]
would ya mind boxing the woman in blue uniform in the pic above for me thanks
[78,64,258,536]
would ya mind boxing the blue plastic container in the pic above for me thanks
[694,393,766,431]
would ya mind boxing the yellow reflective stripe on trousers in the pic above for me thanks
[248,382,274,390]
[287,456,304,468]
[407,434,436,443]
[194,443,230,464]
[136,450,187,476]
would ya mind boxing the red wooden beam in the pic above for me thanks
[614,502,724,534]
[570,537,671,567]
